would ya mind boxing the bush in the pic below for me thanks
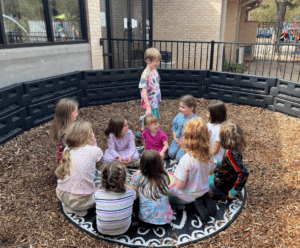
[223,60,247,74]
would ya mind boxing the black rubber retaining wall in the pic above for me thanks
[0,67,299,145]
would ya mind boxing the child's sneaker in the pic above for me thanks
[135,130,142,139]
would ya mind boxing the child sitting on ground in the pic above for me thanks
[50,98,79,164]
[142,115,169,159]
[168,95,198,162]
[55,121,103,217]
[206,100,227,163]
[168,118,216,223]
[131,150,173,226]
[135,48,162,139]
[103,116,139,167]
[209,122,249,201]
[94,161,137,236]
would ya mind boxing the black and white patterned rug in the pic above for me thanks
[59,147,247,247]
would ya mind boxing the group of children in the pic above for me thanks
[49,47,249,236]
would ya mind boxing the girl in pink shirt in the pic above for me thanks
[55,121,103,217]
[142,116,169,158]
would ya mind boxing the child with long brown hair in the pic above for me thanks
[50,98,79,164]
[206,100,227,162]
[55,121,103,216]
[131,150,173,225]
[208,122,249,201]
[94,161,137,236]
[103,115,139,167]
[168,117,216,223]
[168,95,198,162]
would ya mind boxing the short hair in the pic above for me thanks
[101,161,127,193]
[105,116,125,139]
[144,48,162,63]
[182,117,212,162]
[207,100,227,124]
[144,115,159,128]
[220,122,246,154]
[179,95,197,113]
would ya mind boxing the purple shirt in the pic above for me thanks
[142,129,168,153]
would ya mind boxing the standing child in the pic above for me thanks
[206,100,227,163]
[135,48,162,139]
[103,116,139,167]
[168,118,216,223]
[209,122,249,201]
[168,95,198,162]
[142,115,169,159]
[94,161,137,236]
[131,150,173,226]
[55,121,103,216]
[50,98,79,164]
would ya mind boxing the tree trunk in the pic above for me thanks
[274,0,289,52]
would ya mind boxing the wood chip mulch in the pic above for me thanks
[1,98,299,247]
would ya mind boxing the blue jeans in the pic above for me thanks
[168,140,185,161]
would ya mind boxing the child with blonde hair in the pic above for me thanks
[50,98,80,164]
[169,118,216,223]
[168,95,198,162]
[132,150,173,226]
[94,161,137,236]
[206,100,227,162]
[55,121,103,216]
[209,122,249,201]
[103,116,139,167]
[135,47,162,139]
[142,115,168,158]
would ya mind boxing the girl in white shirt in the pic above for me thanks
[206,100,227,163]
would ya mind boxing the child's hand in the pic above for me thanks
[159,151,165,158]
[118,156,125,163]
[132,170,141,180]
[177,139,182,146]
[145,107,152,117]
[125,156,132,164]
[174,164,178,169]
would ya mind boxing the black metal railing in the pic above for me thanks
[101,38,300,81]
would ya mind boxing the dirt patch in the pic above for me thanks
[0,98,299,247]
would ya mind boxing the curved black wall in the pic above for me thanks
[0,68,299,145]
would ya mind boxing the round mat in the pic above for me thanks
[59,146,247,247]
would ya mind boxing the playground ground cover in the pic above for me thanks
[0,98,300,247]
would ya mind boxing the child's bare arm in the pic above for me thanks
[160,141,169,156]
[141,89,151,116]
[212,141,221,155]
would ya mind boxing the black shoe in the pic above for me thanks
[202,193,217,217]
[193,197,210,223]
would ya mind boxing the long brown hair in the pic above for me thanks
[182,117,212,162]
[101,161,127,193]
[50,98,78,143]
[207,100,227,124]
[139,150,170,200]
[219,122,246,154]
[55,121,93,180]
[104,115,125,139]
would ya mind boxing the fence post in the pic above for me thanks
[210,40,215,70]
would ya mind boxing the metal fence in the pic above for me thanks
[101,38,300,81]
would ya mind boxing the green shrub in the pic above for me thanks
[223,60,247,74]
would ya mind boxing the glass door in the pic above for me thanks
[105,0,151,68]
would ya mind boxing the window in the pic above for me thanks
[0,0,87,48]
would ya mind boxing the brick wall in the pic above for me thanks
[86,0,103,70]
[224,0,239,43]
[152,0,222,69]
